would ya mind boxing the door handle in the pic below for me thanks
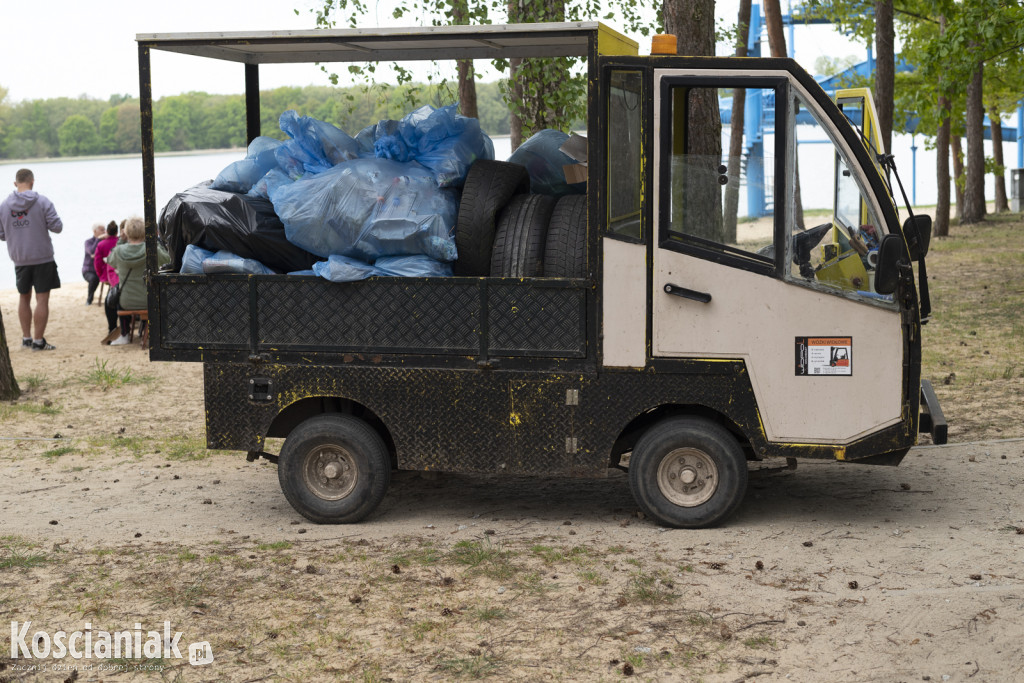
[663,283,712,303]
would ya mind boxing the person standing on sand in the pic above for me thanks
[83,223,104,305]
[0,168,63,351]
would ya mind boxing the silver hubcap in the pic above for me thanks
[657,448,718,507]
[303,446,358,501]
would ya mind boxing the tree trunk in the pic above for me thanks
[723,0,752,243]
[763,0,804,229]
[509,57,523,151]
[934,15,950,237]
[0,309,21,401]
[664,0,723,242]
[506,0,566,151]
[451,0,478,119]
[962,60,985,223]
[989,105,1008,213]
[952,135,965,221]
[935,94,951,237]
[874,0,894,153]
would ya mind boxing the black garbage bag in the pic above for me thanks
[159,182,318,273]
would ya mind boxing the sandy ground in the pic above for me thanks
[1,283,1023,682]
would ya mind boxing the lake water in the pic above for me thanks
[0,133,1015,291]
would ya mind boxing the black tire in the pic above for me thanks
[628,417,748,529]
[454,160,530,276]
[543,194,587,278]
[490,194,556,277]
[278,414,391,524]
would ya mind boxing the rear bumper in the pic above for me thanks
[919,379,948,445]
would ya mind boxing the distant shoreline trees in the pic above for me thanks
[0,82,522,160]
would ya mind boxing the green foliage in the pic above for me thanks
[58,114,101,156]
[309,0,657,142]
[0,82,519,160]
[813,54,860,77]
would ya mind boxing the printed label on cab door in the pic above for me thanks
[795,337,852,376]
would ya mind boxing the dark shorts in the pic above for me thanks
[15,261,61,295]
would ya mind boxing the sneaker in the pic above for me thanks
[21,338,32,350]
[109,335,131,346]
[31,339,56,351]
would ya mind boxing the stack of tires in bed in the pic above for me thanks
[453,160,587,279]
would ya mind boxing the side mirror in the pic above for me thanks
[903,214,932,260]
[874,233,904,295]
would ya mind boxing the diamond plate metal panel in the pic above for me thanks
[488,284,585,357]
[203,360,767,477]
[160,280,250,347]
[257,280,480,353]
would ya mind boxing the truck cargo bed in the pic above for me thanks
[150,273,589,364]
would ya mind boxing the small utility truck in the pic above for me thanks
[136,22,946,528]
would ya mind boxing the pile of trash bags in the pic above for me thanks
[160,102,585,282]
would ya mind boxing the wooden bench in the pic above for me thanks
[117,309,149,349]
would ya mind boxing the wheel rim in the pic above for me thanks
[656,448,718,507]
[302,445,358,501]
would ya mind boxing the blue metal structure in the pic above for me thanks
[734,3,1024,217]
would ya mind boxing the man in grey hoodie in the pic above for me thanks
[0,168,63,351]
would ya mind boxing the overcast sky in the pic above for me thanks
[1,0,865,103]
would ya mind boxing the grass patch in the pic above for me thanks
[743,635,776,649]
[0,401,62,419]
[622,571,677,605]
[256,541,293,551]
[436,653,500,678]
[20,374,47,391]
[160,435,210,461]
[921,215,1024,441]
[448,540,518,581]
[81,358,153,390]
[42,444,78,460]
[86,434,148,458]
[390,542,442,568]
[0,548,48,570]
[472,606,508,622]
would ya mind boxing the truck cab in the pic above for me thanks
[137,22,945,528]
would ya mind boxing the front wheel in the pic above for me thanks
[628,417,748,528]
[278,414,391,524]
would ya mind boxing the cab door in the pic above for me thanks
[651,69,905,445]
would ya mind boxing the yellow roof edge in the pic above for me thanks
[597,22,639,56]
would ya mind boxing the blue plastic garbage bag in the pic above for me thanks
[312,254,383,282]
[375,254,452,277]
[247,168,293,200]
[181,244,216,274]
[374,104,493,187]
[275,138,332,179]
[201,249,277,275]
[355,119,401,157]
[279,110,360,169]
[271,158,458,261]
[508,129,587,197]
[211,136,284,193]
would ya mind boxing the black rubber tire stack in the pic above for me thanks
[490,194,557,277]
[542,194,587,278]
[454,160,530,276]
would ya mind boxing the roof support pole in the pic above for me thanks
[245,64,261,145]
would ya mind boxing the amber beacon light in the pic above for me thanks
[651,34,678,55]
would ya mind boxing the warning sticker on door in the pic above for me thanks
[795,337,852,376]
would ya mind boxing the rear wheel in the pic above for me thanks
[628,417,747,528]
[278,414,391,524]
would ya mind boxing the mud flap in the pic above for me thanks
[919,379,947,445]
